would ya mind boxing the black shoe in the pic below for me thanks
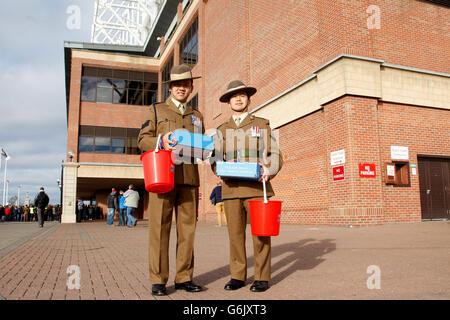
[174,281,202,292]
[134,220,137,227]
[151,284,167,296]
[250,281,269,292]
[224,279,245,290]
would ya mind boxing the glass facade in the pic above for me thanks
[189,93,198,110]
[78,126,140,155]
[180,17,198,66]
[81,67,158,106]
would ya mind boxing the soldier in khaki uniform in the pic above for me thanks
[212,80,283,292]
[138,64,204,296]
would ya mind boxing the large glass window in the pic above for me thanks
[80,67,158,106]
[78,126,141,155]
[112,138,125,154]
[189,93,198,111]
[78,136,94,153]
[180,17,198,66]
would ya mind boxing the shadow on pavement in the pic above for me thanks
[195,238,336,287]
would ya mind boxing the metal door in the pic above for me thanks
[418,157,450,220]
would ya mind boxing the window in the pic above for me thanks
[179,17,198,66]
[80,67,158,106]
[162,56,174,101]
[78,136,94,153]
[188,93,198,111]
[112,138,125,154]
[384,161,410,186]
[78,126,142,155]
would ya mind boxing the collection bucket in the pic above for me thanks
[140,134,175,193]
[249,179,282,236]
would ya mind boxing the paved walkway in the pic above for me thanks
[0,220,449,300]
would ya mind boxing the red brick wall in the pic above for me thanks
[323,96,385,226]
[377,102,450,223]
[202,0,449,119]
[273,110,328,225]
[66,0,450,225]
[196,0,449,225]
[266,95,450,226]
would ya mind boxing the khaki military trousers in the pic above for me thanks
[224,197,271,282]
[215,202,227,226]
[148,185,198,285]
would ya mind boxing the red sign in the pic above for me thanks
[359,163,376,178]
[333,165,345,181]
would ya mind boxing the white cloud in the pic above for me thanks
[0,0,93,205]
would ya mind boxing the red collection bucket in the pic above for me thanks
[249,200,282,236]
[249,179,282,236]
[140,135,175,193]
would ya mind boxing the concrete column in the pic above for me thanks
[61,162,79,223]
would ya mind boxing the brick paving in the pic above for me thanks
[0,220,449,300]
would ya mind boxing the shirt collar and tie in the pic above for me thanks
[171,98,186,115]
[232,112,248,127]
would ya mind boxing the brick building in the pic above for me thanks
[62,0,450,225]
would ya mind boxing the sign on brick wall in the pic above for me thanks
[391,146,409,160]
[331,149,346,166]
[359,163,376,177]
[333,165,345,181]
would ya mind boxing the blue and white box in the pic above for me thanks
[216,162,261,181]
[169,130,214,160]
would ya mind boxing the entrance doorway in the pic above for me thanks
[418,157,450,220]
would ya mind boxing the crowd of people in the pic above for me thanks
[76,202,103,222]
[106,184,140,228]
[76,184,140,228]
[0,204,61,222]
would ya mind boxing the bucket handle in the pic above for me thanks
[262,178,268,204]
[155,134,162,152]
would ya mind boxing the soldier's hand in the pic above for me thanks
[162,132,177,150]
[259,165,270,182]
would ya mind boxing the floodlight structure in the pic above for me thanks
[1,148,10,206]
[91,0,164,46]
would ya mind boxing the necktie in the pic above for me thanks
[235,116,240,127]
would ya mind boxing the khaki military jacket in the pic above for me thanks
[212,114,283,200]
[138,98,205,187]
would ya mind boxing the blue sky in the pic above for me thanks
[0,0,94,205]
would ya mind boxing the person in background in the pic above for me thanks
[34,187,50,228]
[210,182,227,227]
[123,185,139,228]
[24,205,30,222]
[17,206,23,222]
[52,206,57,221]
[30,206,35,222]
[46,205,53,221]
[117,190,127,227]
[4,206,11,221]
[106,188,119,226]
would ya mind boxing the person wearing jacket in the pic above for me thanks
[118,190,127,227]
[212,80,283,293]
[123,185,139,228]
[138,63,204,296]
[106,188,119,226]
[34,187,50,228]
[210,182,227,226]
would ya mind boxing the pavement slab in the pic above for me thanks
[0,220,449,300]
